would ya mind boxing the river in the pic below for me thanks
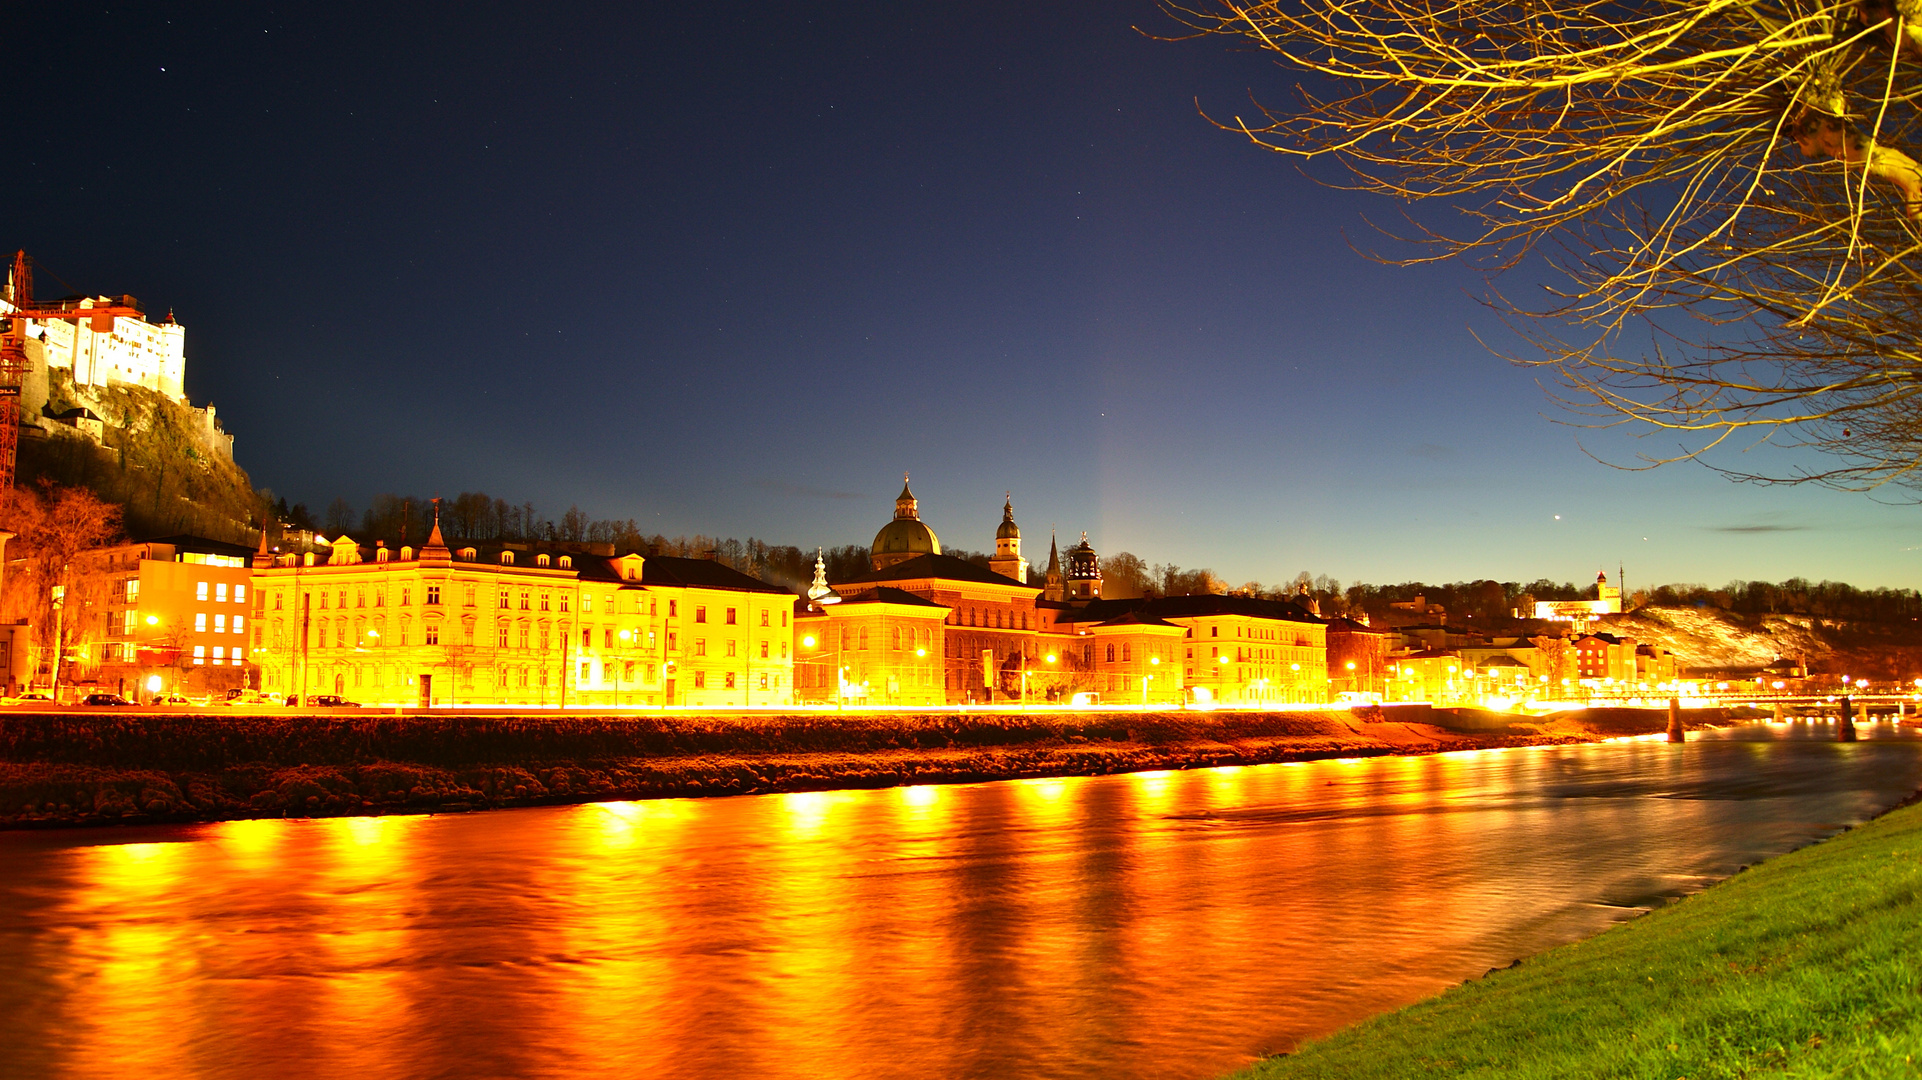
[2,722,1918,1080]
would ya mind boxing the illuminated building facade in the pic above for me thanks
[1535,570,1624,621]
[250,519,793,707]
[91,535,257,698]
[1056,594,1324,704]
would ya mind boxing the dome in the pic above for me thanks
[996,497,1020,540]
[873,517,941,558]
[871,474,940,568]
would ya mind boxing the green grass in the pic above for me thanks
[1233,801,1922,1079]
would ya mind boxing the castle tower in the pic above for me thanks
[1065,532,1102,603]
[988,494,1028,584]
[1043,531,1064,603]
[1596,568,1621,613]
[870,473,942,571]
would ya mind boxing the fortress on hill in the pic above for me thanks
[2,265,234,461]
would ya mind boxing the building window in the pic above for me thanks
[860,628,869,650]
[498,624,510,648]
[667,632,677,651]
[427,585,441,605]
[192,645,205,665]
[725,672,736,690]
[213,646,225,660]
[338,590,347,609]
[126,579,141,602]
[760,641,769,659]
[194,613,207,633]
[519,627,530,649]
[520,592,530,610]
[668,600,677,617]
[694,640,707,657]
[695,606,707,624]
[582,595,594,613]
[694,671,707,689]
[726,608,737,625]
[215,583,229,602]
[583,628,593,649]
[500,591,510,609]
[1106,644,1115,662]
[759,672,769,689]
[726,640,737,658]
[425,624,440,645]
[275,592,284,610]
[196,582,209,601]
[540,594,551,612]
[759,610,769,627]
[465,586,476,606]
[214,614,227,633]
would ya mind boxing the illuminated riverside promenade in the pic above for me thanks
[3,724,1920,1080]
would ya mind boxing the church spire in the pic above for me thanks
[807,547,838,604]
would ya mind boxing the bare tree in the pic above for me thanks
[1167,0,1922,493]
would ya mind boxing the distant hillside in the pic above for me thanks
[1598,606,1922,679]
[20,365,262,544]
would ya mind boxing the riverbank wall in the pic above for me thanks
[0,705,1726,830]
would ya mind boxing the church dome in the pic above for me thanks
[873,517,941,559]
[996,497,1020,540]
[871,474,941,567]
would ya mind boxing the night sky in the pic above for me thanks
[9,2,1913,589]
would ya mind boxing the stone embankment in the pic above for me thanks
[0,704,1725,830]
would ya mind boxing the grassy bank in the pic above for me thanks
[0,706,1609,829]
[1232,794,1922,1079]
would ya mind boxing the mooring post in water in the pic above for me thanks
[1667,696,1684,743]
[1839,696,1858,742]
[1773,702,1785,723]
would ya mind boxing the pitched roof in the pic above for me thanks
[1055,594,1326,626]
[577,554,790,594]
[836,586,949,609]
[838,552,1028,589]
[1095,610,1180,629]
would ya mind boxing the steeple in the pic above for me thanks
[421,497,451,565]
[253,524,274,569]
[1065,531,1102,603]
[1043,528,1064,603]
[808,547,839,604]
[989,492,1028,584]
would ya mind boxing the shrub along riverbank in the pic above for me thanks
[1230,791,1922,1080]
[0,704,1711,829]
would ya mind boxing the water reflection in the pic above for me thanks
[1,724,1919,1080]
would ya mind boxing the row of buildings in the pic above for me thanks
[25,477,1690,708]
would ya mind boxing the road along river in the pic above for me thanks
[2,721,1917,1080]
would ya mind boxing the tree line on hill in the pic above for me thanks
[277,492,1922,624]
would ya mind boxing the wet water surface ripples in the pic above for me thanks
[2,722,1918,1080]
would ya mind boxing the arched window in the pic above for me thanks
[501,551,515,565]
[536,553,551,567]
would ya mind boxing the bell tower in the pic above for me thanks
[989,494,1028,583]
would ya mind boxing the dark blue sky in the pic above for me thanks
[9,2,1913,588]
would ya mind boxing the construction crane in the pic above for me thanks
[0,250,145,489]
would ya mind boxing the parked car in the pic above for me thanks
[83,693,133,707]
[223,689,271,706]
[1,691,54,706]
[286,694,360,708]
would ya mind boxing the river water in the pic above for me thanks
[2,722,1919,1080]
